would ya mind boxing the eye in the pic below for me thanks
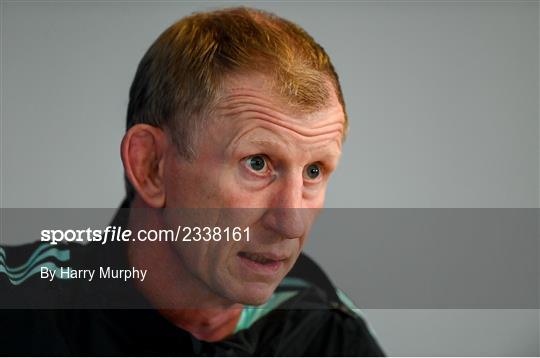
[245,155,268,173]
[305,163,322,180]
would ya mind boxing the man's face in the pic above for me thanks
[161,74,345,306]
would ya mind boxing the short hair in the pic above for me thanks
[125,7,348,200]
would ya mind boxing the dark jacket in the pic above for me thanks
[0,202,384,356]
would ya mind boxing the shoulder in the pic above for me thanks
[229,252,385,356]
[0,241,72,286]
[0,241,97,293]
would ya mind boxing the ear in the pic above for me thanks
[121,124,167,208]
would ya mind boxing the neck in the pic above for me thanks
[158,307,242,341]
[125,197,242,342]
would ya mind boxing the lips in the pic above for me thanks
[238,251,287,263]
[237,251,287,274]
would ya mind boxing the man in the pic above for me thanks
[0,7,384,355]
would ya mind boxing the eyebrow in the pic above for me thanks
[246,139,283,148]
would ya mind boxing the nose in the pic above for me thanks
[261,175,306,239]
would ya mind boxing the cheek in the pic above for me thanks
[206,170,249,207]
[221,190,255,208]
[172,241,228,279]
[205,242,243,289]
[163,159,222,208]
[218,168,274,208]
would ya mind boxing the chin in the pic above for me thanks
[232,282,277,306]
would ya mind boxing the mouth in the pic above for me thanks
[237,251,287,274]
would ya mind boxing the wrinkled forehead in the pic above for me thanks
[213,72,346,136]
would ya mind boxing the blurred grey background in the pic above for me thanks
[1,1,538,355]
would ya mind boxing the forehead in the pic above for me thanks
[212,73,346,143]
